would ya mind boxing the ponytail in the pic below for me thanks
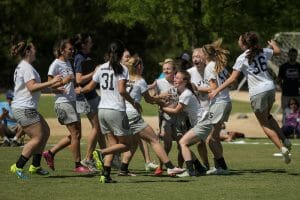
[107,40,125,75]
[10,40,33,59]
[240,32,263,64]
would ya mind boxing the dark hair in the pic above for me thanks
[176,70,197,97]
[53,39,72,58]
[10,40,33,58]
[107,40,125,75]
[240,31,263,64]
[288,48,298,54]
[71,33,91,52]
[288,97,299,108]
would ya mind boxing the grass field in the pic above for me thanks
[1,138,299,200]
[0,94,253,117]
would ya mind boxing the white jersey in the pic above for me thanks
[155,78,178,106]
[179,88,204,126]
[93,62,129,111]
[205,61,231,104]
[48,59,76,103]
[125,78,148,113]
[233,48,275,97]
[187,66,209,110]
[12,60,41,109]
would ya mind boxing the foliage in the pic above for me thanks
[0,0,300,88]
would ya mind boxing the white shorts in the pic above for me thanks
[127,111,148,135]
[98,109,131,136]
[250,90,275,113]
[12,108,40,127]
[55,102,80,125]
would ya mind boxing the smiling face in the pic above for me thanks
[121,50,131,65]
[62,43,74,60]
[162,62,175,81]
[192,49,206,70]
[174,72,186,88]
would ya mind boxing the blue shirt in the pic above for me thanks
[0,102,17,127]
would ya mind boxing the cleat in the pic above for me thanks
[118,170,137,177]
[81,159,99,172]
[99,175,117,183]
[42,151,55,171]
[1,140,10,147]
[283,139,292,151]
[74,166,90,173]
[92,150,104,171]
[145,161,158,172]
[167,167,186,176]
[10,164,28,179]
[195,166,207,176]
[154,167,163,176]
[206,167,229,175]
[10,140,21,147]
[281,147,291,164]
[29,165,49,175]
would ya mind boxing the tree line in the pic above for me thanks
[1,0,299,89]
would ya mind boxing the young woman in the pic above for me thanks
[161,70,208,176]
[76,40,141,183]
[118,55,185,176]
[209,31,291,164]
[72,33,104,172]
[43,39,90,173]
[10,40,62,179]
[151,59,187,175]
[197,41,232,175]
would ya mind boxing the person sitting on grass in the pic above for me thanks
[0,90,25,147]
[282,98,300,138]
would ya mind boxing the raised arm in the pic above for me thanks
[268,40,281,56]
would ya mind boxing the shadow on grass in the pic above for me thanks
[229,168,299,176]
[46,173,99,178]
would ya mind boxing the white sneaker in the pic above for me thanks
[206,167,229,175]
[167,167,186,176]
[283,139,292,151]
[281,147,291,164]
[81,159,99,172]
[145,161,158,172]
[176,171,190,178]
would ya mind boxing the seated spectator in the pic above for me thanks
[282,98,300,138]
[219,123,245,142]
[0,90,25,147]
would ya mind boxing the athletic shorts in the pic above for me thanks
[98,108,131,136]
[12,108,41,127]
[86,96,100,118]
[250,90,275,113]
[127,111,148,135]
[208,102,232,124]
[161,112,187,138]
[55,101,80,125]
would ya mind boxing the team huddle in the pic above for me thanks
[8,31,292,183]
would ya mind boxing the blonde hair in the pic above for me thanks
[202,38,229,74]
[10,40,33,58]
[125,54,142,76]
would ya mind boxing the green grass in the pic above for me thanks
[0,94,254,118]
[0,138,299,200]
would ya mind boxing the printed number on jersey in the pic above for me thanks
[252,56,267,75]
[101,73,114,90]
